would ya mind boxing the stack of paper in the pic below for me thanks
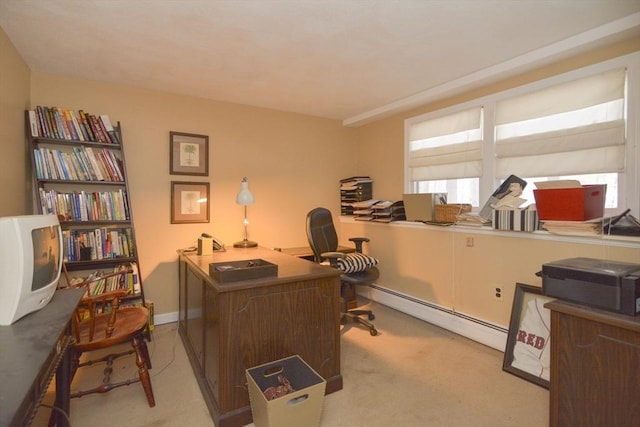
[541,219,602,236]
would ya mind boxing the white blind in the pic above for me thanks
[494,68,626,179]
[408,107,483,181]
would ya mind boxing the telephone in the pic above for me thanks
[198,233,225,254]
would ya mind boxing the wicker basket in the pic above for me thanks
[435,204,472,223]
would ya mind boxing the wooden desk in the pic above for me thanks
[177,247,343,427]
[0,288,83,427]
[546,300,640,427]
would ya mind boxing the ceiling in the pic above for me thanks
[1,1,639,126]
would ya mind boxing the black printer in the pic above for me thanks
[541,257,640,316]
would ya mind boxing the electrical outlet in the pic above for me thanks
[494,286,503,301]
[465,237,474,247]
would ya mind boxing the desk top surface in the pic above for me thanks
[179,246,341,291]
[0,288,84,427]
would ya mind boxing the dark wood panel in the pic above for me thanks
[548,300,640,427]
[178,248,342,427]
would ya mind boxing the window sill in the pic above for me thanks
[339,216,640,248]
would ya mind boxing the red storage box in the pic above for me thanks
[533,184,606,221]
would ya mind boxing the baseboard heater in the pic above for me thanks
[359,284,508,352]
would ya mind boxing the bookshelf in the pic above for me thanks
[25,107,147,311]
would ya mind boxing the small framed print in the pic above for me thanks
[170,131,209,176]
[502,283,554,389]
[171,181,210,224]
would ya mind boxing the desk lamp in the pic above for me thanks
[233,177,258,248]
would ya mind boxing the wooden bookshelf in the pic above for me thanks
[26,108,146,308]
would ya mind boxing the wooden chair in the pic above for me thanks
[61,265,155,407]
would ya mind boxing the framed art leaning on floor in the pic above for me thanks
[502,283,554,389]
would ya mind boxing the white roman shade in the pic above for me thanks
[494,68,626,179]
[408,107,483,181]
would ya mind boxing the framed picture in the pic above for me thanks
[171,181,210,224]
[502,283,554,389]
[170,131,209,176]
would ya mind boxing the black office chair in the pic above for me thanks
[306,207,379,336]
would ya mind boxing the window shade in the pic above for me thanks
[408,107,483,181]
[494,68,626,179]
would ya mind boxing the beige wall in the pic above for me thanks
[0,28,31,216]
[346,37,640,328]
[2,24,639,327]
[7,67,358,316]
[341,220,639,327]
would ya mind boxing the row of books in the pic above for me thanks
[29,106,120,144]
[78,264,140,297]
[39,188,130,222]
[34,146,124,182]
[62,227,135,262]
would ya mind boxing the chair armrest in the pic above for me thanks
[320,251,347,268]
[349,237,370,253]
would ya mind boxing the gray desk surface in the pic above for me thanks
[0,288,83,427]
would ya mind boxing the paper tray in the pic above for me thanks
[209,259,278,283]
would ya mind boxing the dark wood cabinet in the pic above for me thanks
[178,247,343,427]
[546,300,640,427]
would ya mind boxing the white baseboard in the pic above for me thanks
[154,311,179,326]
[359,285,508,352]
[154,288,508,352]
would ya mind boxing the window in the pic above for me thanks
[405,53,639,216]
[406,107,483,206]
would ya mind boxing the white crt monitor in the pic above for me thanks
[0,214,63,325]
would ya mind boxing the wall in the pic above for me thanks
[346,36,640,330]
[341,220,639,330]
[0,28,30,216]
[3,25,639,332]
[20,73,358,317]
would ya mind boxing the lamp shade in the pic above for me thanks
[236,177,254,206]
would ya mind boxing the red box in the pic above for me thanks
[533,184,606,221]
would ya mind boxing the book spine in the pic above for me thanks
[78,110,96,141]
[99,115,120,144]
[28,110,39,137]
[89,115,107,143]
[36,106,50,138]
[97,115,112,143]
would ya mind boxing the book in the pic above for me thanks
[28,110,39,137]
[99,115,120,144]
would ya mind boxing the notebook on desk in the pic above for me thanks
[403,193,447,222]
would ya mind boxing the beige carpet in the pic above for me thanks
[35,300,548,426]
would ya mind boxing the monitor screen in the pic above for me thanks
[31,225,61,291]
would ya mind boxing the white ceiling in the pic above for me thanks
[1,1,639,126]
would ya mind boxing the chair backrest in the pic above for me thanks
[306,207,339,263]
[62,263,135,342]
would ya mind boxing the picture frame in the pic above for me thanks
[502,283,554,389]
[171,181,210,224]
[170,131,209,176]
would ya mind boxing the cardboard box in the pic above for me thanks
[533,184,606,221]
[403,193,447,222]
[246,355,326,427]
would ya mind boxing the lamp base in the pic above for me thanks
[233,239,258,248]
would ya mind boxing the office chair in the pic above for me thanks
[306,207,379,336]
